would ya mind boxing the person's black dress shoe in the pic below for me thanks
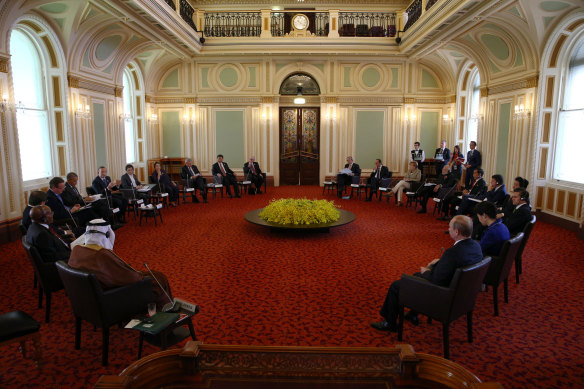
[256,190,262,194]
[404,311,419,326]
[193,197,200,203]
[365,198,372,202]
[417,209,426,214]
[370,321,397,332]
[235,195,241,198]
[203,199,208,203]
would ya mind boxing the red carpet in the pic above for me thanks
[1,186,583,388]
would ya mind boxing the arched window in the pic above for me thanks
[11,29,52,181]
[553,39,584,184]
[467,72,480,146]
[122,70,135,164]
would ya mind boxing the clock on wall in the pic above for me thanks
[292,14,309,31]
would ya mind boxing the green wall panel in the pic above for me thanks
[216,110,244,165]
[362,67,380,88]
[219,67,238,88]
[248,66,256,88]
[391,68,398,88]
[162,111,181,157]
[496,103,511,174]
[343,67,352,88]
[93,102,107,168]
[420,112,439,151]
[162,68,179,88]
[421,69,438,88]
[201,68,209,88]
[355,111,384,163]
[96,35,122,61]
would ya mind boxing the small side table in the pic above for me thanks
[139,204,163,226]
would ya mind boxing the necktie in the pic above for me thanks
[376,168,380,179]
[250,163,256,174]
[48,226,68,247]
[220,163,226,175]
[56,193,63,204]
[189,167,194,176]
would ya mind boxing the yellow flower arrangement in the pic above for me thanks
[259,198,340,225]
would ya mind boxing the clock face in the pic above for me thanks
[293,14,309,30]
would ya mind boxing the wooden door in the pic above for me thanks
[280,107,320,185]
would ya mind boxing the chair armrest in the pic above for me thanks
[399,274,454,320]
[99,278,153,324]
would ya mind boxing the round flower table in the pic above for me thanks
[244,208,355,232]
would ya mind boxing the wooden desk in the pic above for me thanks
[95,342,501,389]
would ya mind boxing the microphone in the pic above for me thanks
[143,263,174,311]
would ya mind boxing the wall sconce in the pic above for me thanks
[182,112,195,124]
[261,110,273,121]
[119,112,132,121]
[325,111,337,121]
[75,103,91,119]
[443,114,452,123]
[293,87,305,105]
[513,104,531,119]
[149,113,158,123]
[404,112,416,124]
[469,113,483,123]
[0,94,24,113]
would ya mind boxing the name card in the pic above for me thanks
[161,193,168,197]
[137,199,144,204]
[186,188,194,192]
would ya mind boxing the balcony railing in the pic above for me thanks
[404,0,422,32]
[204,12,262,37]
[338,12,397,37]
[179,0,196,31]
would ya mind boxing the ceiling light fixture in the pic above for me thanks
[294,87,305,105]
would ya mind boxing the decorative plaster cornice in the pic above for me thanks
[262,97,274,104]
[480,86,488,98]
[193,97,264,104]
[487,75,540,96]
[145,95,152,103]
[0,56,9,73]
[338,96,404,104]
[68,75,79,88]
[68,74,117,95]
[114,87,123,98]
[324,96,338,104]
[404,97,415,104]
[185,97,196,104]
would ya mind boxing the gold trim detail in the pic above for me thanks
[480,87,488,98]
[404,97,415,104]
[185,97,196,104]
[114,87,123,98]
[262,97,273,103]
[0,57,9,73]
[68,75,79,88]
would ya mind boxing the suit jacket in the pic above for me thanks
[437,172,457,188]
[369,165,390,180]
[342,163,361,176]
[180,165,201,180]
[243,161,263,177]
[92,175,118,196]
[467,177,487,197]
[485,185,507,206]
[212,161,234,176]
[435,147,451,164]
[22,205,32,230]
[120,173,142,189]
[466,149,482,169]
[26,222,71,262]
[419,238,483,287]
[62,183,85,207]
[480,219,510,257]
[504,203,532,236]
[46,189,73,222]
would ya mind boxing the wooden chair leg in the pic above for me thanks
[187,319,197,341]
[442,322,450,359]
[75,317,82,350]
[102,326,109,366]
[397,305,404,341]
[467,312,473,343]
[515,257,521,283]
[138,332,144,359]
[504,278,509,303]
[45,292,51,323]
[493,286,499,316]
[38,286,43,309]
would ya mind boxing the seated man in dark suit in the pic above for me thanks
[336,156,361,197]
[366,159,390,201]
[243,155,264,195]
[371,215,483,332]
[212,154,240,198]
[62,172,108,221]
[119,164,150,203]
[46,177,92,236]
[26,205,71,262]
[92,166,127,221]
[180,158,207,202]
[475,201,510,257]
[457,174,507,216]
[22,191,47,230]
[417,165,457,214]
[503,188,532,236]
[442,168,487,219]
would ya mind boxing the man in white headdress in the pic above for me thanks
[68,219,172,310]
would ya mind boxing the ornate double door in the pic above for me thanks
[279,107,320,185]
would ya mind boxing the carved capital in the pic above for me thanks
[145,95,152,103]
[404,97,415,104]
[526,76,538,88]
[114,87,123,98]
[185,97,196,104]
[480,86,488,98]
[262,97,273,104]
[0,56,9,73]
[68,75,79,88]
[325,96,337,104]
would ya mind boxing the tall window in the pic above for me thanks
[122,71,135,164]
[467,72,480,146]
[10,29,52,181]
[554,40,584,184]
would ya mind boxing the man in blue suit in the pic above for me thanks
[475,201,510,257]
[464,141,482,188]
[371,215,483,332]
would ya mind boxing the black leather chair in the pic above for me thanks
[404,174,425,208]
[0,310,42,367]
[55,261,153,366]
[483,233,524,316]
[515,215,536,283]
[86,186,97,196]
[21,237,64,323]
[397,257,492,359]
